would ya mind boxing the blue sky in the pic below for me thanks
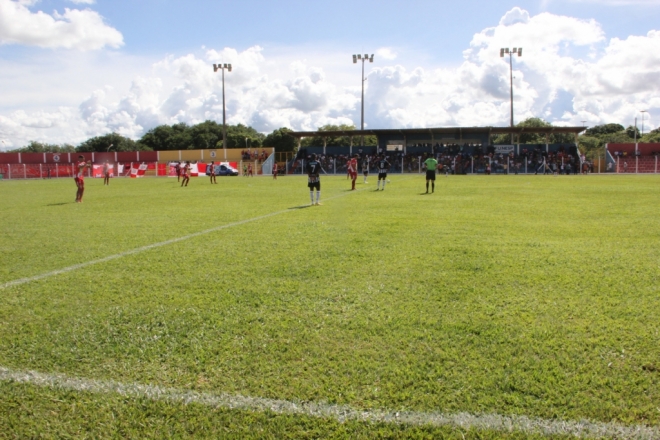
[0,0,659,149]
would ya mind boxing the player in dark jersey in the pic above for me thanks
[307,154,322,205]
[362,158,369,184]
[103,160,111,185]
[376,154,390,190]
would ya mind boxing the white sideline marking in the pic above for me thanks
[0,366,657,439]
[0,183,371,290]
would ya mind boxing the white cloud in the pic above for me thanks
[69,0,95,4]
[0,7,659,150]
[376,47,398,60]
[0,0,122,50]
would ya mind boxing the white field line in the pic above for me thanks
[0,182,376,291]
[0,366,658,439]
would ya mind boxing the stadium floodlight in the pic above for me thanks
[640,110,648,136]
[213,63,233,159]
[500,47,522,143]
[353,53,375,147]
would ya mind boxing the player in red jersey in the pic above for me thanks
[348,154,358,190]
[247,163,254,177]
[273,162,278,179]
[103,160,111,186]
[74,155,91,203]
[209,161,217,184]
[175,162,181,182]
[181,161,191,187]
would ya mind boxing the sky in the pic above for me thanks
[0,0,659,150]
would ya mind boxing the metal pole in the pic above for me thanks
[361,57,365,147]
[509,52,514,144]
[222,67,227,160]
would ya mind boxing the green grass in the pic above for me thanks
[0,174,659,438]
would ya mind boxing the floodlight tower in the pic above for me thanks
[353,53,374,147]
[213,63,232,159]
[500,47,522,144]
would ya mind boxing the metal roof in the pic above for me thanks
[287,126,586,138]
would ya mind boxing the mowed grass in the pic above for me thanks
[0,173,659,438]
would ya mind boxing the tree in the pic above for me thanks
[77,133,146,152]
[584,123,625,137]
[625,125,640,140]
[492,117,573,145]
[300,124,377,147]
[263,127,296,152]
[577,135,602,160]
[139,125,176,151]
[640,127,660,143]
[10,141,75,153]
[225,123,265,149]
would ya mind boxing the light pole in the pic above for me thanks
[213,63,232,159]
[640,110,648,136]
[500,47,522,144]
[353,53,374,148]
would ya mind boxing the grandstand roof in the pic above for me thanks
[287,126,587,138]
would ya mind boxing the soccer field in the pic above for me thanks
[1,174,659,439]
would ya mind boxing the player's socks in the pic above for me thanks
[426,182,429,193]
[432,183,435,193]
[316,191,321,204]
[382,180,386,190]
[310,191,314,205]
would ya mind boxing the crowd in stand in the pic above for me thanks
[293,144,590,175]
[241,149,269,161]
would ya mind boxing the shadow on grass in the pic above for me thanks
[47,202,72,206]
[288,205,314,210]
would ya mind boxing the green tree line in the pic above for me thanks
[9,118,659,157]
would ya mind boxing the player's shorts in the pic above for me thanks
[349,171,357,179]
[363,170,369,176]
[308,176,320,190]
[426,170,436,181]
[378,172,387,180]
[74,177,84,188]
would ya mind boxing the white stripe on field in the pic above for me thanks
[0,182,373,290]
[0,366,657,439]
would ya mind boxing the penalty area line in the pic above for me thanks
[0,366,657,439]
[1,186,365,290]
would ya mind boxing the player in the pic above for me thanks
[307,154,322,205]
[348,154,358,190]
[376,154,390,190]
[103,160,111,186]
[175,162,181,182]
[273,162,278,179]
[74,155,91,203]
[209,161,217,184]
[362,157,369,184]
[181,161,191,187]
[423,156,438,193]
[243,163,248,176]
[247,163,253,177]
